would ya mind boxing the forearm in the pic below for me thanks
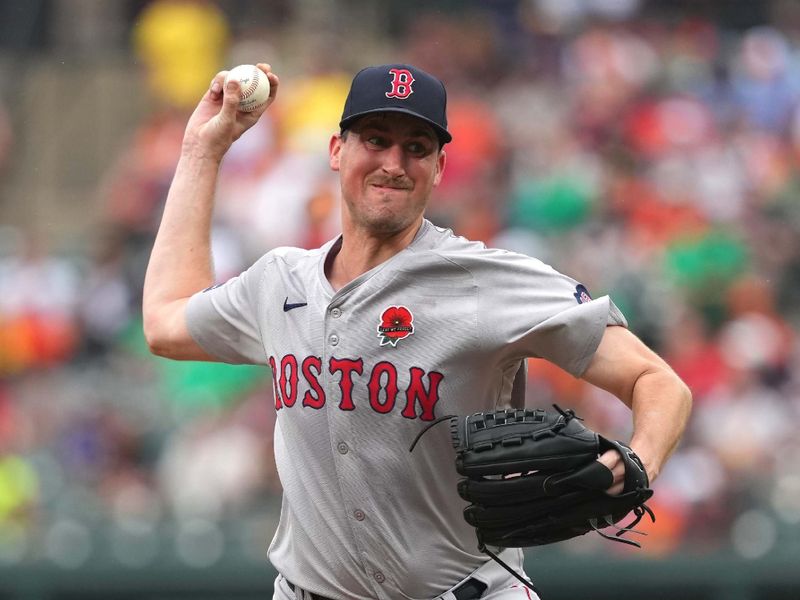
[628,368,692,482]
[143,153,220,329]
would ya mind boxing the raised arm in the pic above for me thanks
[581,325,692,492]
[142,63,279,360]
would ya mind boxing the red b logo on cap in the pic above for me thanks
[385,68,415,99]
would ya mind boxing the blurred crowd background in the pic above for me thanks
[1,0,800,578]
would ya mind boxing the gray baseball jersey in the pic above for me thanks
[186,219,627,600]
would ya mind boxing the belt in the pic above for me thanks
[286,577,487,600]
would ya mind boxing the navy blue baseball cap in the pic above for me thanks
[339,64,452,145]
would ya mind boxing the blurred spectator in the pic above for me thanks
[0,231,80,374]
[77,230,135,357]
[100,111,185,235]
[0,386,38,530]
[730,27,800,133]
[132,0,230,110]
[158,391,277,518]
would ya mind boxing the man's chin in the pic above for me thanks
[358,212,419,236]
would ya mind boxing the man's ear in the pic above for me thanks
[329,134,343,171]
[433,149,446,186]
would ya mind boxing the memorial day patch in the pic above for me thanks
[377,306,414,347]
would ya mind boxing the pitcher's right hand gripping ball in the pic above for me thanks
[182,63,278,163]
[447,406,655,549]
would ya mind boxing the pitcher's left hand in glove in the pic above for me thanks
[409,406,655,595]
[453,406,654,548]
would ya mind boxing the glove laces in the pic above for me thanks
[590,503,656,547]
[478,539,543,596]
[407,414,455,452]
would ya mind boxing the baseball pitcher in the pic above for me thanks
[143,63,692,600]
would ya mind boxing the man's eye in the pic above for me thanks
[408,142,430,154]
[366,136,385,146]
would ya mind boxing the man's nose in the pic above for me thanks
[381,143,406,176]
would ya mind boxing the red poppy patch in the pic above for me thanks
[377,306,414,347]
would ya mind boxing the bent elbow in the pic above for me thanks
[659,367,693,413]
[143,319,169,358]
[142,299,204,361]
[142,309,180,358]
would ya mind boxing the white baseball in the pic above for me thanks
[224,64,270,112]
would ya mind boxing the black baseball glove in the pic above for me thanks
[410,406,654,594]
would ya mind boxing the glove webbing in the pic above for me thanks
[408,405,579,453]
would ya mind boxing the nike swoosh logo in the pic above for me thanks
[283,297,308,312]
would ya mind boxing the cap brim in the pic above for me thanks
[339,107,452,144]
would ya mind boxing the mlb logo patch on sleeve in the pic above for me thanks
[573,284,592,304]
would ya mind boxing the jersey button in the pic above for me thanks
[329,334,339,345]
[374,572,385,584]
[354,510,365,521]
[331,307,342,318]
[337,442,349,454]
